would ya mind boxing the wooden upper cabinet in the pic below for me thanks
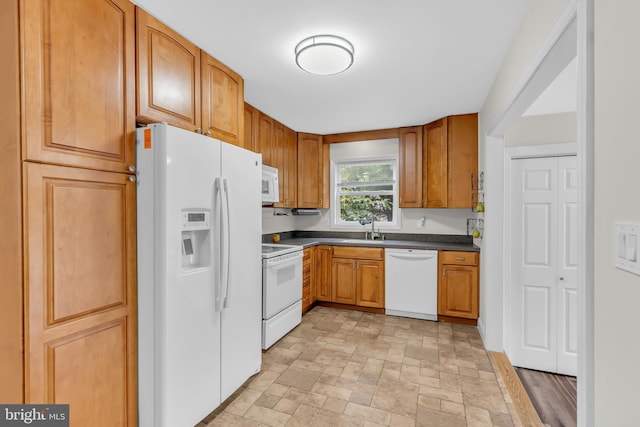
[423,114,478,208]
[285,128,298,208]
[257,113,274,166]
[447,114,478,208]
[423,118,448,208]
[201,52,244,145]
[398,126,423,208]
[22,0,136,173]
[136,7,201,132]
[23,162,137,425]
[297,133,324,208]
[272,121,286,205]
[244,103,259,152]
[274,124,297,208]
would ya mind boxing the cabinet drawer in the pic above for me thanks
[303,248,312,261]
[440,251,479,266]
[303,261,312,275]
[332,246,384,260]
[302,285,311,305]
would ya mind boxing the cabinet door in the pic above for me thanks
[315,246,332,301]
[201,52,244,146]
[244,103,258,152]
[447,114,478,208]
[285,127,298,208]
[24,163,137,425]
[423,118,448,208]
[302,248,313,313]
[438,265,479,319]
[356,260,385,308]
[22,0,136,173]
[272,121,286,206]
[331,258,357,305]
[398,126,423,208]
[257,113,274,166]
[297,133,323,208]
[308,246,317,304]
[136,8,201,132]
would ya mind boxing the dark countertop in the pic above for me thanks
[270,232,479,252]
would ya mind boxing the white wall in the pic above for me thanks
[480,0,572,134]
[263,207,470,236]
[477,0,573,352]
[505,112,577,146]
[593,1,640,424]
[294,208,470,235]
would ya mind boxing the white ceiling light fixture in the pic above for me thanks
[295,35,354,76]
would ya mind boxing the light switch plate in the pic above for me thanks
[615,222,640,276]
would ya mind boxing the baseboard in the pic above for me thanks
[489,351,543,427]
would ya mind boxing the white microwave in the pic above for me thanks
[261,165,279,204]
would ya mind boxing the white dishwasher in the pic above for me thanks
[385,248,438,321]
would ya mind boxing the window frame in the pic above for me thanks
[331,156,401,229]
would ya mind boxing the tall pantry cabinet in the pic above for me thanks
[1,0,138,425]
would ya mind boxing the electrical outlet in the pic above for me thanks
[416,217,425,229]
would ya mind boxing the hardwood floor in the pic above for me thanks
[515,368,577,427]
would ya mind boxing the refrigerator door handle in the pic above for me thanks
[214,177,224,312]
[221,178,232,308]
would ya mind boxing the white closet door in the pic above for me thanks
[509,155,577,375]
[556,156,578,375]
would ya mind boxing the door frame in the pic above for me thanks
[483,0,594,425]
[503,144,578,369]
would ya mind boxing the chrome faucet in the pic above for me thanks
[370,218,380,240]
[359,215,381,240]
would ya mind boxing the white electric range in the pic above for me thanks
[261,243,303,349]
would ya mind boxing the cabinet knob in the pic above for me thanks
[195,127,202,134]
[559,277,565,281]
[127,165,136,172]
[455,256,465,261]
[128,176,136,182]
[205,130,212,136]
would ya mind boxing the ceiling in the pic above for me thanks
[133,0,530,135]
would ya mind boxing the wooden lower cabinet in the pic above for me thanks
[329,247,385,309]
[331,258,357,305]
[315,246,333,302]
[356,260,384,308]
[438,251,479,323]
[23,163,137,426]
[302,247,316,313]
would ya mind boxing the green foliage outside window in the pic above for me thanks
[337,162,396,223]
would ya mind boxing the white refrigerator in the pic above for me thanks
[136,123,262,427]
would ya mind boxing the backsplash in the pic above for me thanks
[262,207,471,236]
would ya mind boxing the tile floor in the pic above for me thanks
[199,306,520,427]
